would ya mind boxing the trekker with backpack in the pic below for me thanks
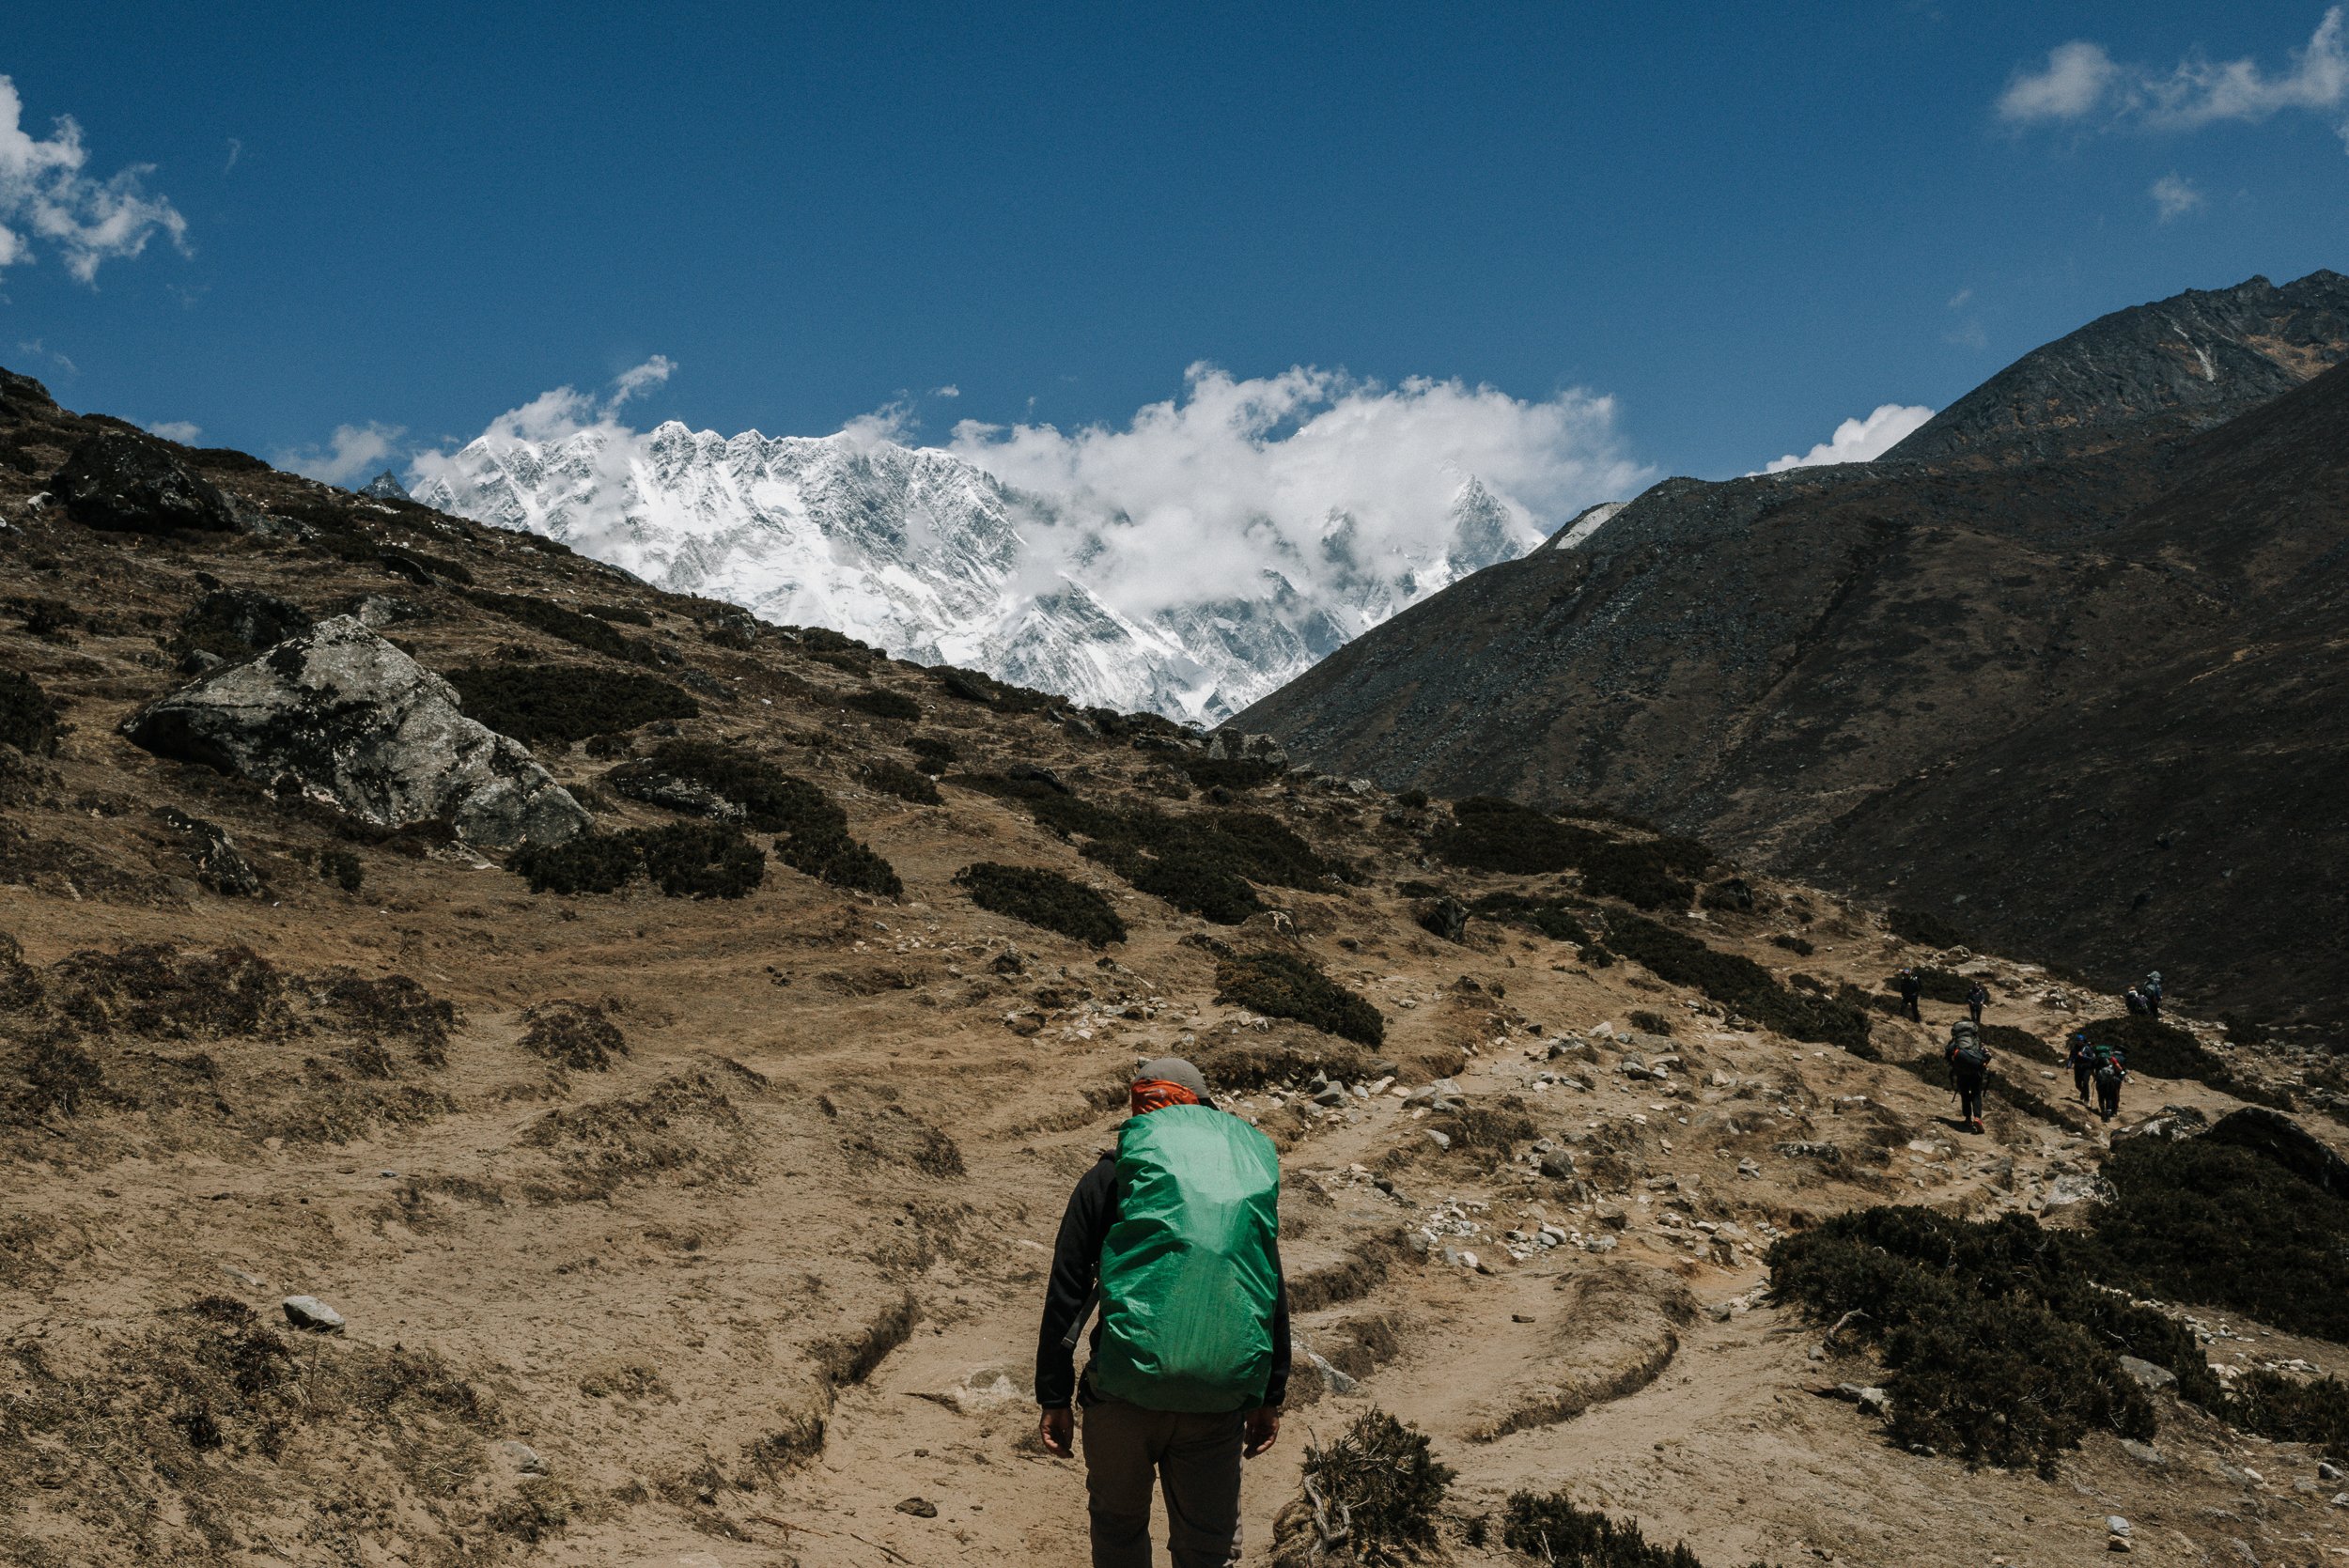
[2068,1032,2094,1107]
[1897,967,1923,1022]
[1035,1056,1288,1568]
[2143,971,2165,1020]
[2092,1040,2128,1121]
[1947,1019,1991,1134]
[2123,986,2150,1017]
[1967,980,1989,1027]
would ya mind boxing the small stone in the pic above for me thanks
[2106,1536,2131,1553]
[1512,1313,1535,1324]
[2331,1492,2349,1508]
[2118,1355,2177,1391]
[1426,1128,1452,1150]
[1314,1082,1349,1106]
[895,1497,938,1518]
[2120,1438,2165,1467]
[496,1439,547,1475]
[2106,1515,2130,1538]
[1594,1201,1627,1230]
[222,1265,268,1290]
[2321,1461,2342,1482]
[1537,1151,1577,1180]
[1736,1157,1762,1179]
[281,1296,345,1333]
[1856,1387,1890,1416]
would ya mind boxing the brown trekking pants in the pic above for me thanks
[1080,1397,1245,1568]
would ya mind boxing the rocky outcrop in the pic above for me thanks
[124,616,590,849]
[1884,271,2349,467]
[54,428,242,535]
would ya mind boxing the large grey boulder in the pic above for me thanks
[125,616,590,849]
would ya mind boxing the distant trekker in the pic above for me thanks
[2123,986,2150,1017]
[2142,971,2165,1020]
[2068,1032,2094,1107]
[1897,967,1923,1022]
[1947,1018,1990,1134]
[2091,1038,2128,1121]
[1036,1056,1288,1568]
[1967,980,1989,1027]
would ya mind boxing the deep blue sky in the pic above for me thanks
[5,2,2345,481]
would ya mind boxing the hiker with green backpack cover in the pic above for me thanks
[1035,1055,1290,1568]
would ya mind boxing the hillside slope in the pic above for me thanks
[1235,274,2349,1038]
[6,368,2349,1567]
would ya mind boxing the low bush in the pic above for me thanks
[860,758,941,805]
[612,749,897,895]
[444,663,698,746]
[1768,933,1814,956]
[1769,1207,2207,1473]
[2083,1130,2349,1343]
[175,587,314,661]
[841,687,921,722]
[907,734,958,773]
[956,863,1126,947]
[931,663,1056,711]
[318,849,364,893]
[1889,967,1980,1005]
[1430,798,1704,909]
[1888,906,1968,949]
[1470,891,1595,945]
[509,824,766,899]
[2221,1372,2349,1459]
[1699,877,1754,913]
[2077,1016,2285,1107]
[1216,952,1383,1047]
[1175,754,1283,791]
[1627,1009,1674,1037]
[466,590,650,662]
[582,601,653,626]
[1501,1492,1707,1567]
[1978,1024,2046,1058]
[0,668,63,754]
[519,1000,628,1071]
[1606,913,1871,1055]
[1288,1409,1453,1563]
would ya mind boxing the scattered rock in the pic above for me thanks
[1313,1082,1350,1107]
[1414,896,1469,943]
[1537,1151,1578,1180]
[281,1296,345,1333]
[894,1497,938,1518]
[1426,1128,1451,1150]
[495,1439,548,1475]
[124,617,592,849]
[2321,1460,2342,1483]
[54,428,241,535]
[1594,1202,1627,1231]
[2120,1438,2165,1467]
[1006,763,1070,795]
[2119,1355,2178,1392]
[1736,1157,1762,1179]
[154,807,266,897]
[2040,1172,2112,1213]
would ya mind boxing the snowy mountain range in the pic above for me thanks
[412,420,1582,722]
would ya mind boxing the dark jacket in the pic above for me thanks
[1034,1149,1291,1410]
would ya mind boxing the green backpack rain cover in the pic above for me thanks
[1091,1104,1282,1414]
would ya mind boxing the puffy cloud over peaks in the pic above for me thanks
[0,74,187,283]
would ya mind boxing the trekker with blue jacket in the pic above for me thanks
[1036,1056,1289,1568]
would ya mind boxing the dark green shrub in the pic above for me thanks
[2083,1132,2349,1343]
[956,863,1126,946]
[1606,913,1871,1055]
[1501,1492,1704,1567]
[1395,788,1428,810]
[509,824,765,899]
[582,602,653,627]
[1769,933,1814,956]
[1216,952,1383,1047]
[1978,1024,2046,1058]
[1396,879,1447,900]
[1888,967,1980,1005]
[444,663,698,746]
[1698,877,1753,913]
[931,663,1055,711]
[1430,798,1703,908]
[1174,754,1282,791]
[860,759,941,805]
[466,590,649,662]
[1293,1410,1453,1560]
[379,547,474,586]
[611,747,898,895]
[2077,1016,2284,1106]
[1627,1009,1673,1036]
[1769,1207,2208,1474]
[175,588,314,660]
[841,687,920,722]
[318,850,364,893]
[1469,892,1594,945]
[2221,1373,2349,1459]
[1888,906,1968,949]
[907,735,958,774]
[0,669,63,754]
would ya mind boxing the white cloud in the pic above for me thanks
[607,353,674,407]
[2151,172,2206,220]
[932,383,960,398]
[1760,404,1936,474]
[1999,40,2121,122]
[941,365,1648,614]
[146,419,202,443]
[277,422,404,486]
[1946,287,1973,309]
[223,137,241,174]
[1999,8,2349,144]
[0,74,188,284]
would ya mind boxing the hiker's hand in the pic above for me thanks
[1038,1406,1074,1459]
[1244,1406,1282,1458]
